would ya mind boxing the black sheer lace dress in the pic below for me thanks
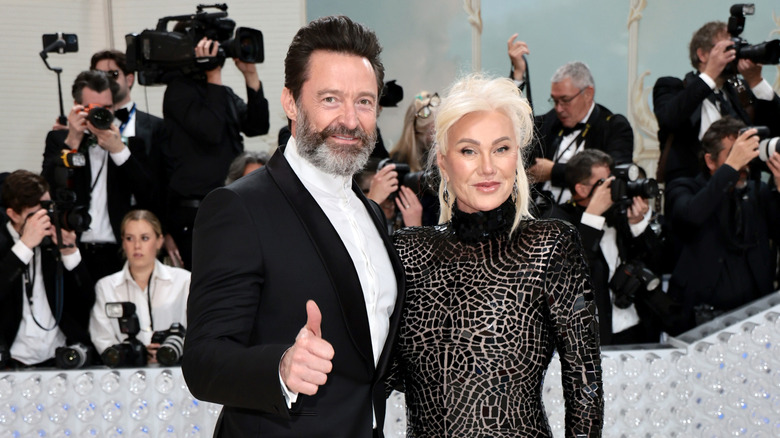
[391,199,603,437]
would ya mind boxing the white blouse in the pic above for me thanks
[89,259,190,354]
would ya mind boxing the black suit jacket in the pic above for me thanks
[133,109,171,229]
[549,203,661,344]
[653,72,780,183]
[0,217,94,352]
[182,148,405,437]
[666,166,780,330]
[42,130,157,241]
[531,104,634,190]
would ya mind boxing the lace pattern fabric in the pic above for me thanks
[392,216,603,437]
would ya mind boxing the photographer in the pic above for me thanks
[654,19,780,185]
[548,150,663,345]
[666,117,780,333]
[89,210,189,363]
[42,70,158,283]
[163,35,270,270]
[507,37,634,205]
[0,170,94,368]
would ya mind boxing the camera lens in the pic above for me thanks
[758,137,780,162]
[87,106,114,130]
[156,334,185,366]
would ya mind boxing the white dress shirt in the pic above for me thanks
[280,136,397,417]
[698,73,777,140]
[543,103,596,204]
[7,222,81,364]
[89,259,191,354]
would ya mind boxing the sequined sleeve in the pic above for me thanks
[543,224,603,437]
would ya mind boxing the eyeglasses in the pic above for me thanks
[415,93,441,119]
[548,88,585,107]
[95,69,121,79]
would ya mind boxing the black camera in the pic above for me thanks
[125,4,264,85]
[726,4,780,76]
[40,197,91,235]
[610,163,659,205]
[0,344,9,369]
[739,125,780,162]
[377,158,434,198]
[101,302,148,368]
[55,342,91,369]
[609,260,661,309]
[151,323,186,366]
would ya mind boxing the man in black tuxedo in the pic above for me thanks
[0,170,94,368]
[666,117,780,333]
[89,50,176,265]
[548,150,662,345]
[507,36,634,207]
[42,70,157,282]
[183,16,405,437]
[653,21,780,185]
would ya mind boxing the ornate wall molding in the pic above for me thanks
[463,0,482,72]
[627,0,660,176]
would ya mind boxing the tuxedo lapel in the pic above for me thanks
[265,149,374,368]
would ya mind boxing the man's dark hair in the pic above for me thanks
[565,149,614,192]
[71,70,119,104]
[90,50,130,75]
[700,116,746,170]
[284,15,384,103]
[1,170,49,214]
[690,21,728,70]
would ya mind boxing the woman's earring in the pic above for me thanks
[443,179,451,207]
[512,174,518,202]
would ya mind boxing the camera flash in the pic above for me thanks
[106,302,135,318]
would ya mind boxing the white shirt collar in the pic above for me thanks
[6,221,21,242]
[284,136,353,196]
[114,259,171,288]
[580,102,596,124]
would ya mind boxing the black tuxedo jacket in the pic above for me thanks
[531,104,634,190]
[549,203,661,344]
[183,148,406,437]
[653,72,780,183]
[666,166,780,329]
[0,217,94,351]
[42,129,157,241]
[133,109,171,228]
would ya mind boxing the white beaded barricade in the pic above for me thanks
[0,367,220,438]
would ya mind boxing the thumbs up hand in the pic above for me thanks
[280,300,335,395]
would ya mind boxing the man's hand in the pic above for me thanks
[367,164,398,204]
[396,186,423,227]
[528,158,554,183]
[280,300,335,396]
[724,128,759,171]
[702,39,736,81]
[737,58,763,89]
[89,122,126,154]
[146,343,160,365]
[51,228,78,256]
[64,104,88,149]
[507,34,529,81]
[626,196,649,225]
[234,59,261,91]
[584,176,614,217]
[196,38,222,85]
[20,209,52,250]
[164,234,184,268]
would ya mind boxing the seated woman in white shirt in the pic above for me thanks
[89,209,190,364]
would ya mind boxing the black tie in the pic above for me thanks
[711,91,738,118]
[560,122,587,136]
[114,108,130,124]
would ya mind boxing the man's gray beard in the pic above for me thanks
[295,105,376,177]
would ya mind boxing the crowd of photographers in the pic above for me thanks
[2,6,780,372]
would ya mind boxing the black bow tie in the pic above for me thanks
[114,108,130,124]
[560,122,587,137]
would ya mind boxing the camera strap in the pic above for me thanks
[22,248,63,332]
[89,147,108,194]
